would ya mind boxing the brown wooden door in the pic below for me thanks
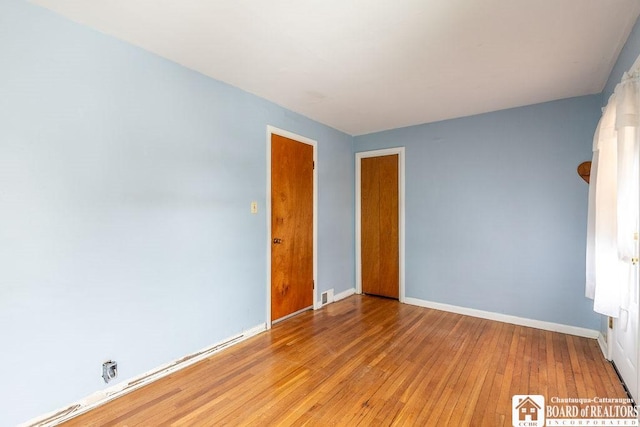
[271,134,314,321]
[361,155,399,299]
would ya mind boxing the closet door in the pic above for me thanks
[360,154,399,299]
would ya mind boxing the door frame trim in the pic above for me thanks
[266,125,318,329]
[355,147,406,302]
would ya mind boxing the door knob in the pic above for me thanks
[273,238,282,244]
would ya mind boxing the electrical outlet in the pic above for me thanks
[102,360,118,383]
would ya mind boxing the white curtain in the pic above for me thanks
[586,70,640,318]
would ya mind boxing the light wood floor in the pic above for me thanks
[63,295,627,426]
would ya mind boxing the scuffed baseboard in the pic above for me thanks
[23,323,266,427]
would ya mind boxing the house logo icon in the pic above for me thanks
[512,395,545,427]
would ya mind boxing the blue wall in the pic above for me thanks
[0,0,353,425]
[355,96,602,329]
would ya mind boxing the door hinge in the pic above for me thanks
[313,161,315,170]
[609,317,613,329]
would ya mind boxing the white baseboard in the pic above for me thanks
[334,288,355,302]
[597,332,610,360]
[23,323,266,427]
[404,297,599,339]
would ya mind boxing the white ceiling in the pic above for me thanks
[30,0,640,136]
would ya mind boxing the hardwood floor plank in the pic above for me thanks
[474,322,510,426]
[452,321,499,426]
[497,324,520,418]
[61,296,628,427]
